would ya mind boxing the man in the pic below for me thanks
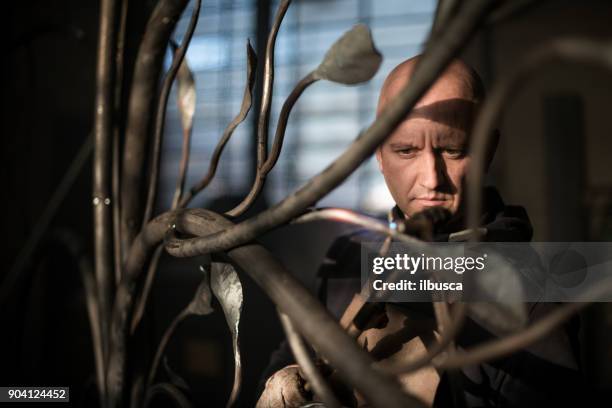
[257,57,583,407]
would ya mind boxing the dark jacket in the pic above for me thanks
[259,188,586,407]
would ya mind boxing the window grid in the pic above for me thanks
[161,0,434,214]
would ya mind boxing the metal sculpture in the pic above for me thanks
[5,0,612,406]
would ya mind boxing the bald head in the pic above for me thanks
[377,56,485,116]
[375,56,496,220]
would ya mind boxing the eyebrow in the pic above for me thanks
[389,142,417,149]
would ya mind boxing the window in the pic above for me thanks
[161,0,435,214]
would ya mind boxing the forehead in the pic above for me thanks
[380,74,478,128]
[378,64,479,112]
[385,96,475,143]
[378,65,480,146]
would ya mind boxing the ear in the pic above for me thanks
[375,146,384,173]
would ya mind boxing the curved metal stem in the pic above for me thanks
[263,72,317,173]
[178,41,257,208]
[163,0,495,257]
[227,71,318,217]
[56,231,107,406]
[143,0,202,225]
[278,311,341,408]
[292,208,424,247]
[120,0,189,258]
[112,0,129,285]
[130,245,163,333]
[131,38,255,336]
[147,308,189,388]
[110,209,425,408]
[82,265,108,406]
[384,282,612,374]
[93,0,118,377]
[467,38,612,240]
[435,300,591,370]
[126,1,200,339]
[377,302,467,375]
[295,209,465,375]
[171,126,193,209]
[256,0,292,167]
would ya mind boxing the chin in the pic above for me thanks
[400,197,457,217]
[414,202,452,214]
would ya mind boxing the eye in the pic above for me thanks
[442,148,465,159]
[394,146,418,157]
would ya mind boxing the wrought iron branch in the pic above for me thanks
[278,311,341,408]
[226,70,317,217]
[226,0,292,217]
[143,0,202,225]
[112,0,129,285]
[377,302,467,375]
[256,0,292,168]
[163,0,494,258]
[93,0,119,386]
[120,0,190,260]
[110,209,425,408]
[228,23,382,217]
[147,308,190,388]
[178,40,258,208]
[55,230,107,406]
[467,38,612,238]
[433,296,601,370]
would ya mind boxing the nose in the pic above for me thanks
[419,150,442,190]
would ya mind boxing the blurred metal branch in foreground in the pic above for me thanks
[467,38,612,236]
[112,208,425,407]
[120,0,189,259]
[76,1,612,407]
[279,312,341,408]
[164,0,494,257]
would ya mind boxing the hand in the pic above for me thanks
[256,365,310,408]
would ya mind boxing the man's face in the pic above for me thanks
[376,99,473,219]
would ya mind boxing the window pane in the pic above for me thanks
[162,1,433,214]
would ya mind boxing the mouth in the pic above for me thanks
[414,197,448,207]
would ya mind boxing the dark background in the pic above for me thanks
[2,0,612,406]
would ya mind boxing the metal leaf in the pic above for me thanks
[148,263,214,388]
[211,262,244,408]
[175,49,196,133]
[314,23,382,85]
[186,265,214,316]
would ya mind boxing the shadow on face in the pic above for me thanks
[408,98,478,136]
[376,98,477,219]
